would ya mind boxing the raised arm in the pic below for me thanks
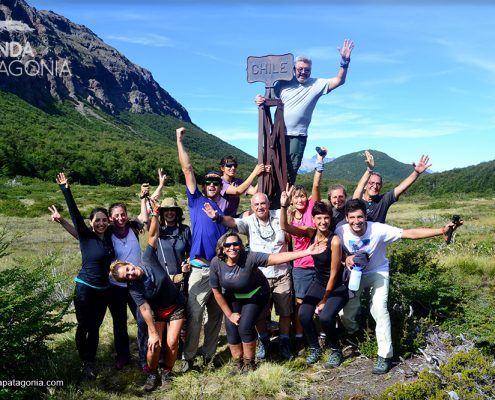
[327,39,354,91]
[149,168,167,202]
[311,147,326,201]
[56,172,89,236]
[280,185,314,238]
[136,183,151,227]
[224,164,265,196]
[393,155,431,199]
[176,127,197,194]
[267,242,325,265]
[202,202,238,229]
[402,219,462,240]
[48,205,78,239]
[147,199,160,249]
[352,150,374,199]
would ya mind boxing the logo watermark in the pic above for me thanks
[0,41,72,77]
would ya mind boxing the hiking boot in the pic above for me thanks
[279,337,294,360]
[324,350,343,369]
[160,369,173,388]
[256,336,270,360]
[180,359,194,372]
[81,362,97,379]
[305,347,322,365]
[372,356,392,374]
[229,359,244,376]
[143,372,158,392]
[240,359,257,375]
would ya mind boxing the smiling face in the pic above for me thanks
[291,189,308,211]
[329,188,346,210]
[222,235,242,263]
[90,211,109,235]
[346,209,367,236]
[220,159,238,180]
[202,175,222,199]
[312,213,331,233]
[295,60,311,83]
[110,206,128,229]
[251,192,269,221]
[161,208,177,226]
[117,263,144,281]
[365,174,383,198]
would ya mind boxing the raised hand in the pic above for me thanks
[176,127,186,141]
[202,202,218,220]
[140,183,150,199]
[157,168,167,187]
[364,150,375,170]
[413,155,431,174]
[316,146,328,161]
[338,38,354,59]
[255,95,265,106]
[48,205,62,223]
[56,172,69,188]
[280,183,295,208]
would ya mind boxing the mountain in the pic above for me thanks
[0,0,190,119]
[319,150,415,182]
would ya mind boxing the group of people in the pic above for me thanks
[50,40,463,393]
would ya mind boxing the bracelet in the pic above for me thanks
[340,57,350,68]
[280,205,287,208]
[150,212,159,217]
[367,167,374,173]
[315,160,324,172]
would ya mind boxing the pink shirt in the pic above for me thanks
[291,198,315,269]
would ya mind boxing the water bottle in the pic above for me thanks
[348,264,362,291]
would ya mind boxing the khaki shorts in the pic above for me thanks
[262,272,293,318]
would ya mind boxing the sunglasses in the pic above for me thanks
[204,180,221,186]
[223,241,241,248]
[224,163,238,168]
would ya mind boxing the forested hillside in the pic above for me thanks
[0,91,255,186]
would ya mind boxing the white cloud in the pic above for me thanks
[106,33,175,47]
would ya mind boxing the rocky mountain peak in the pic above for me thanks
[0,0,191,120]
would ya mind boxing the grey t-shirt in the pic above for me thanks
[275,77,330,137]
[365,191,397,223]
[209,251,268,294]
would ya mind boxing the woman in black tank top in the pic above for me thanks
[280,195,349,368]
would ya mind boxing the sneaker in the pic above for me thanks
[81,362,97,379]
[324,350,343,369]
[229,359,244,376]
[372,356,392,374]
[256,336,270,360]
[180,359,194,373]
[279,337,294,360]
[240,359,257,375]
[160,369,173,388]
[305,347,322,365]
[143,373,158,392]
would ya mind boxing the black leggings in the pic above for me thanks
[298,281,349,349]
[224,289,269,344]
[74,283,108,362]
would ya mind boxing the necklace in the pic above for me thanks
[256,217,275,240]
[315,235,328,246]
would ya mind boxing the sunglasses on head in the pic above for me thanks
[223,241,241,248]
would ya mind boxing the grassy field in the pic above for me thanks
[0,177,494,399]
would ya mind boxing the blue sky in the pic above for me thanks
[29,1,495,172]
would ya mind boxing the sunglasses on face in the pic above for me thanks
[223,241,241,248]
[205,180,221,186]
[224,163,238,168]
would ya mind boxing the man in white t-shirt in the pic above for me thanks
[335,199,462,374]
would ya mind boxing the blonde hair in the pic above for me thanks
[109,260,128,282]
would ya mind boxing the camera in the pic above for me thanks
[315,146,327,157]
[452,215,460,224]
[446,214,461,244]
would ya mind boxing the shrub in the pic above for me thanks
[0,237,72,399]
